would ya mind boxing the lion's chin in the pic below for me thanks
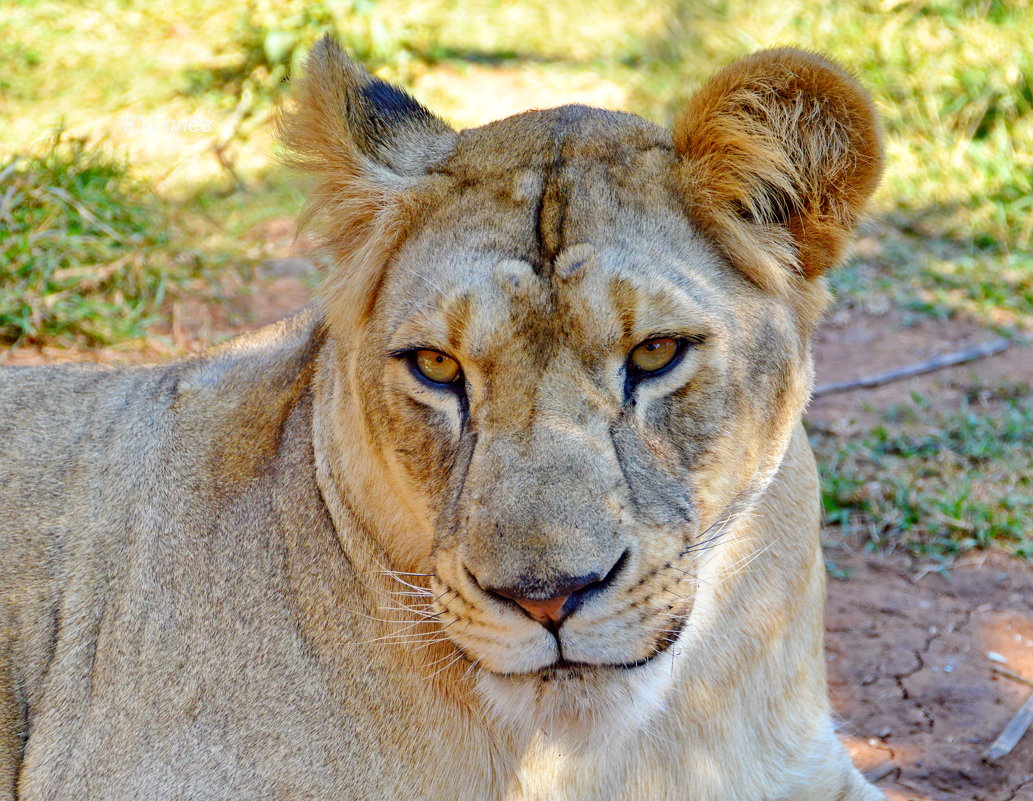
[475,657,675,745]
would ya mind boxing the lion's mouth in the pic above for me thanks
[535,656,654,680]
[474,657,654,685]
[427,560,694,678]
[481,616,687,681]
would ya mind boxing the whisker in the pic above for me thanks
[422,645,467,670]
[349,627,444,646]
[383,575,434,594]
[377,606,442,620]
[423,651,467,680]
[382,589,435,598]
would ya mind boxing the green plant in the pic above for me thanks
[812,384,1033,557]
[0,131,202,346]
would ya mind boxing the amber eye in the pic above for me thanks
[413,349,461,384]
[629,337,680,374]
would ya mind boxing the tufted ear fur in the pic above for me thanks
[278,36,456,329]
[674,49,883,293]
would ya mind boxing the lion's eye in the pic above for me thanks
[413,349,461,384]
[629,337,680,374]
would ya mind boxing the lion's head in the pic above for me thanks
[282,39,881,735]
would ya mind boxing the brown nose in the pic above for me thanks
[501,594,573,625]
[474,552,628,630]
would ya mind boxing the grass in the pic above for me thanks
[812,384,1033,558]
[0,132,202,346]
[1,0,1030,553]
[0,130,282,348]
[2,0,1030,334]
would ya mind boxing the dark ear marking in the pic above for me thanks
[348,74,455,172]
[281,35,455,179]
[356,78,438,131]
[276,36,458,331]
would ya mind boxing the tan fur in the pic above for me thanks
[1,40,884,800]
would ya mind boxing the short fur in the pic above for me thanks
[1,40,884,800]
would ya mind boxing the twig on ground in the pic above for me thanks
[813,338,1012,398]
[986,688,1033,760]
[990,663,1033,690]
[864,762,897,784]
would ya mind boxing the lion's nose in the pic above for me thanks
[494,590,579,626]
[473,551,628,629]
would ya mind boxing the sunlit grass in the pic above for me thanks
[0,132,197,345]
[3,0,1028,334]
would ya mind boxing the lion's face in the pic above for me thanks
[283,40,881,730]
[360,108,809,680]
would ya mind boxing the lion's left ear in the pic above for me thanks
[278,36,456,330]
[674,49,883,290]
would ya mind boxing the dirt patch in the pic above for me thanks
[827,550,1033,801]
[809,311,1031,429]
[814,310,1033,799]
[0,256,315,367]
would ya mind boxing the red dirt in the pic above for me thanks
[2,254,1031,801]
[810,311,1033,429]
[828,551,1033,801]
[815,311,1033,800]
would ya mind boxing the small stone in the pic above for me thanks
[987,651,1007,663]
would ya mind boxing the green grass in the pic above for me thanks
[0,130,276,348]
[812,384,1033,558]
[3,0,1030,333]
[0,132,204,346]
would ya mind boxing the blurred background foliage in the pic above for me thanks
[0,0,1030,555]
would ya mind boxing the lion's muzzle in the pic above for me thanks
[466,548,628,630]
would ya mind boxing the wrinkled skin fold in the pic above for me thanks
[0,40,885,800]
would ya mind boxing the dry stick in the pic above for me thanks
[992,663,1033,690]
[987,688,1033,760]
[153,83,257,190]
[813,338,1012,398]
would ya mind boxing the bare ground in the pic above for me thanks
[2,250,1031,801]
[810,311,1033,800]
[829,551,1033,801]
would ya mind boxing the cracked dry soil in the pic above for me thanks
[827,552,1033,801]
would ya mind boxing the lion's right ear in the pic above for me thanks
[674,49,883,293]
[278,36,456,327]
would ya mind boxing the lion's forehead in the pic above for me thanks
[443,104,674,174]
[387,244,731,357]
[376,103,788,416]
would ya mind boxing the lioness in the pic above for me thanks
[1,39,884,800]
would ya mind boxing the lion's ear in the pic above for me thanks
[280,35,455,181]
[278,36,456,327]
[674,49,883,290]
